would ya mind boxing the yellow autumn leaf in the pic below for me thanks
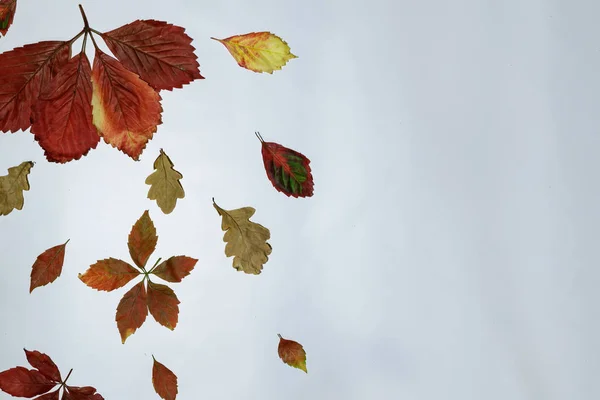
[213,198,272,274]
[145,149,185,214]
[211,32,297,74]
[0,161,33,216]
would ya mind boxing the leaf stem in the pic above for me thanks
[277,333,282,339]
[148,258,162,274]
[62,368,73,385]
[78,5,90,30]
[64,239,71,246]
[255,131,265,143]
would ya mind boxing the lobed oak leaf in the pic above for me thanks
[0,367,56,397]
[151,256,197,283]
[101,19,203,91]
[91,49,163,160]
[145,149,185,214]
[116,280,148,344]
[152,356,178,400]
[24,350,61,382]
[0,0,17,37]
[213,199,272,275]
[30,240,69,293]
[78,258,140,292]
[128,210,157,269]
[211,31,297,73]
[147,282,180,330]
[0,161,33,216]
[256,132,314,198]
[277,334,307,373]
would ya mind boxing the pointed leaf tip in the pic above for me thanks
[278,335,308,373]
[29,242,68,293]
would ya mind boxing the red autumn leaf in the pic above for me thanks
[0,367,56,397]
[256,132,314,198]
[30,240,69,293]
[63,385,103,400]
[91,49,163,160]
[31,52,99,162]
[35,390,60,400]
[277,334,308,373]
[78,258,140,292]
[101,20,203,91]
[0,0,17,37]
[128,210,158,268]
[24,349,61,382]
[151,256,197,282]
[115,280,148,344]
[147,282,180,330]
[152,356,178,400]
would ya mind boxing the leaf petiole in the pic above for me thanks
[148,258,162,274]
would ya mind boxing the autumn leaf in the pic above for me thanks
[213,198,272,274]
[146,149,185,214]
[152,356,178,400]
[24,350,61,382]
[78,258,140,292]
[116,280,148,344]
[147,282,180,330]
[30,240,69,293]
[211,32,297,73]
[0,0,17,37]
[151,256,197,283]
[256,132,314,198]
[0,367,56,397]
[277,334,307,373]
[0,161,33,216]
[128,210,158,269]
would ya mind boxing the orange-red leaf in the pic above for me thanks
[63,385,103,400]
[24,349,61,382]
[116,280,148,344]
[147,282,179,330]
[31,52,99,163]
[151,256,197,282]
[30,240,69,293]
[34,390,60,400]
[277,334,307,373]
[0,0,17,37]
[152,357,178,400]
[102,20,203,91]
[78,258,140,292]
[128,210,157,268]
[91,49,162,160]
[0,41,70,132]
[0,367,56,397]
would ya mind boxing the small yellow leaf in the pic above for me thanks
[145,149,185,214]
[211,32,297,74]
[213,198,272,274]
[0,161,33,216]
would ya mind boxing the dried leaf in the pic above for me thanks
[151,256,197,283]
[78,258,140,292]
[0,0,17,37]
[24,350,61,382]
[128,210,157,269]
[34,390,60,400]
[0,367,56,397]
[30,240,69,293]
[145,149,185,214]
[147,282,180,330]
[116,280,148,344]
[152,356,178,400]
[0,161,33,216]
[63,385,103,400]
[277,334,307,373]
[213,199,272,274]
[211,32,297,73]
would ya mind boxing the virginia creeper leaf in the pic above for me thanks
[147,282,180,330]
[29,240,69,293]
[151,256,197,283]
[128,210,157,269]
[152,356,178,400]
[0,41,70,132]
[63,385,103,400]
[213,199,272,275]
[211,32,297,73]
[145,149,185,214]
[101,20,203,91]
[277,334,307,373]
[0,0,17,37]
[34,390,59,400]
[31,52,99,163]
[116,280,148,344]
[24,350,61,382]
[78,258,140,292]
[0,367,56,397]
[256,132,314,197]
[91,49,163,160]
[0,161,33,216]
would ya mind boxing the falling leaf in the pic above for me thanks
[0,161,33,216]
[152,356,178,400]
[277,334,307,373]
[115,280,148,344]
[128,210,158,269]
[151,256,197,283]
[256,132,314,198]
[0,0,17,37]
[213,198,272,274]
[147,282,180,330]
[146,149,185,214]
[78,258,140,292]
[30,240,69,293]
[211,32,297,73]
[101,19,203,91]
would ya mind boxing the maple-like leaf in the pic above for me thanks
[128,210,158,269]
[101,19,203,91]
[152,356,178,400]
[30,240,69,293]
[78,258,140,292]
[116,280,148,344]
[213,199,272,274]
[0,161,33,216]
[145,149,185,214]
[151,256,197,283]
[0,0,17,37]
[211,32,297,73]
[277,334,307,373]
[147,282,180,330]
[256,132,314,198]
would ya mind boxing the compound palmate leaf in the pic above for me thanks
[152,356,178,400]
[0,161,33,216]
[30,239,69,293]
[0,0,17,37]
[146,149,185,214]
[277,334,307,373]
[213,198,272,275]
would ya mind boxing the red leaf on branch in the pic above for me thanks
[152,357,178,400]
[24,349,61,382]
[151,256,197,283]
[115,280,148,344]
[78,258,140,292]
[0,0,17,37]
[30,240,69,293]
[147,282,180,330]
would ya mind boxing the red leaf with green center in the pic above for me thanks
[116,280,148,344]
[0,0,17,36]
[78,258,140,292]
[0,367,56,397]
[151,256,197,282]
[24,349,61,382]
[152,357,178,400]
[30,240,69,293]
[147,282,180,330]
[128,210,157,269]
[256,132,314,198]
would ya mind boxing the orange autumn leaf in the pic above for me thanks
[128,210,158,269]
[0,0,17,37]
[211,32,297,73]
[152,356,178,400]
[147,282,180,330]
[30,240,69,293]
[78,258,140,292]
[115,280,148,344]
[151,256,197,283]
[277,334,307,373]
